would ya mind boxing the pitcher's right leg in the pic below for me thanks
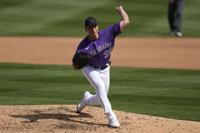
[81,66,120,127]
[81,66,112,113]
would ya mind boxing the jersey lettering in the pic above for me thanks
[96,42,112,53]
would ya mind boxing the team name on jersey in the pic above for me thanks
[89,42,113,58]
[96,42,112,53]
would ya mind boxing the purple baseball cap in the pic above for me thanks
[85,17,98,28]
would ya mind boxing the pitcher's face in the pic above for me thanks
[85,25,99,37]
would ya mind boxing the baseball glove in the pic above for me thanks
[72,53,91,70]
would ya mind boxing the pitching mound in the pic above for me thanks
[0,105,199,133]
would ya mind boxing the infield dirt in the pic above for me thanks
[0,37,200,69]
[0,105,200,133]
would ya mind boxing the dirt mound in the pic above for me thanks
[0,105,199,133]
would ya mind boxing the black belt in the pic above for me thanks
[90,65,108,70]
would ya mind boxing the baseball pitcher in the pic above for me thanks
[72,5,130,128]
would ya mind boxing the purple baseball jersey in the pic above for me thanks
[76,22,121,68]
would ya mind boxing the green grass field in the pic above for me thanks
[0,0,200,36]
[0,63,200,121]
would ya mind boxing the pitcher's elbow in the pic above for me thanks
[124,19,130,26]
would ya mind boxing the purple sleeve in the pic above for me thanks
[77,43,97,56]
[76,37,92,54]
[106,22,121,37]
[77,46,90,54]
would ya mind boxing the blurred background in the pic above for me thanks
[0,0,199,37]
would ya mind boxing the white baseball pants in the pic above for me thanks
[81,65,112,113]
